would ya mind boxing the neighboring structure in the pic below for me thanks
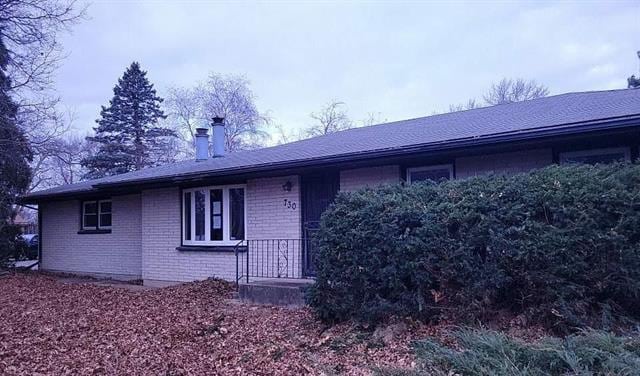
[10,210,37,234]
[22,89,640,287]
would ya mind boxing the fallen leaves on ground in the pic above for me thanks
[0,273,441,375]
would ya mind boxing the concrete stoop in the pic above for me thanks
[237,279,314,307]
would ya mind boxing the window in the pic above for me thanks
[210,189,223,241]
[195,190,206,241]
[406,164,453,183]
[230,188,245,240]
[559,147,630,165]
[184,192,191,240]
[82,199,112,230]
[182,185,246,246]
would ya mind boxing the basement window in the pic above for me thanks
[406,164,454,183]
[559,147,630,165]
[182,185,246,246]
[82,199,112,230]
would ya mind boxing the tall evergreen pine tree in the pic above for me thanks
[0,30,32,265]
[82,62,174,179]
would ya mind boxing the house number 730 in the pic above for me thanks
[283,199,297,210]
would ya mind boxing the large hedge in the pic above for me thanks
[308,163,640,332]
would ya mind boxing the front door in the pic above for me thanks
[301,171,340,276]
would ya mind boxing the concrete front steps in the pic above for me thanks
[237,278,314,307]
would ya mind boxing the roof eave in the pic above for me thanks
[94,114,640,188]
[21,114,640,203]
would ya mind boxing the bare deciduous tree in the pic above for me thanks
[30,132,94,189]
[448,98,480,113]
[361,111,386,127]
[272,123,299,145]
[164,86,199,151]
[306,101,353,137]
[166,73,270,159]
[0,0,86,190]
[273,103,384,144]
[24,109,73,190]
[446,79,549,113]
[0,0,85,95]
[483,78,549,105]
[50,133,94,185]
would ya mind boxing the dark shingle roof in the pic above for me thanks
[25,89,640,200]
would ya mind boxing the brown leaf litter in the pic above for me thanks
[0,273,444,375]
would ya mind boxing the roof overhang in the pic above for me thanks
[21,115,640,204]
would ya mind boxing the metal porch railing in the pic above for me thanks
[235,239,310,285]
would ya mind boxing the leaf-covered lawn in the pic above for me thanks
[0,273,436,375]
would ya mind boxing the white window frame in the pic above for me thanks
[82,199,112,230]
[406,164,454,183]
[182,184,247,246]
[559,147,631,165]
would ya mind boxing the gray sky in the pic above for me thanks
[56,0,640,139]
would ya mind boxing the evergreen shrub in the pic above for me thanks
[308,163,640,331]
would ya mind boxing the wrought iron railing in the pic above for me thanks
[235,239,308,285]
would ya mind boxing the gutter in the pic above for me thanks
[24,115,640,201]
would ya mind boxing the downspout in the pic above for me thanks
[37,207,42,268]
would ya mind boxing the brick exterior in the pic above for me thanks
[246,175,303,279]
[339,165,401,192]
[247,175,301,239]
[39,150,556,285]
[40,194,142,279]
[141,175,303,285]
[141,187,236,284]
[455,149,553,178]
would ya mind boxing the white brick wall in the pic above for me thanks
[340,165,401,192]
[456,149,553,178]
[141,175,303,285]
[39,149,555,285]
[247,175,301,239]
[40,194,142,279]
[141,187,237,284]
[246,175,303,278]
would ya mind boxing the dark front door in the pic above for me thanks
[301,171,339,276]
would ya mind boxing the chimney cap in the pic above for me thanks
[195,127,208,135]
[212,116,225,125]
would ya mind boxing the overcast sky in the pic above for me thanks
[56,0,640,139]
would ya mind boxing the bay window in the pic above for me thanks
[182,185,246,246]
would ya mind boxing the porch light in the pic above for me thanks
[282,181,293,192]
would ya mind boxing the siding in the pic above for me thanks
[141,175,302,286]
[455,149,553,178]
[40,194,142,279]
[340,165,401,192]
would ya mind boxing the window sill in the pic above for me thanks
[77,229,112,235]
[176,245,247,253]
